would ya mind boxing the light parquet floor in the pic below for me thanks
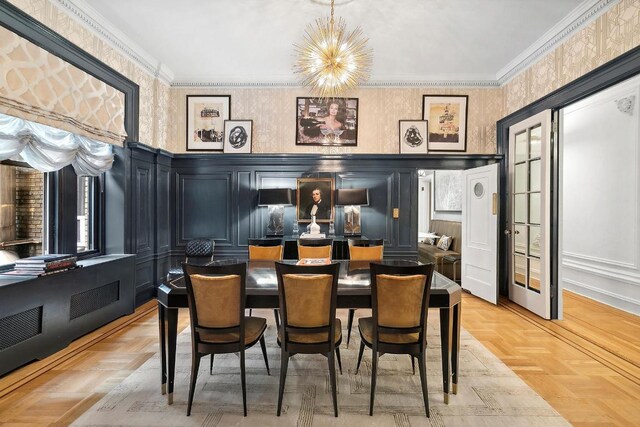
[0,291,638,426]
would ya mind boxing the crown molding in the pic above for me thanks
[49,0,617,89]
[51,0,174,84]
[496,0,617,85]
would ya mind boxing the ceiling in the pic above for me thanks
[69,0,606,86]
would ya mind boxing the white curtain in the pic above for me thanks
[0,113,113,176]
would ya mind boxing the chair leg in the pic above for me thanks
[369,349,378,416]
[259,335,270,375]
[277,349,289,416]
[240,349,247,417]
[347,309,355,348]
[273,309,280,329]
[355,340,365,375]
[411,355,415,375]
[187,353,201,416]
[328,351,338,417]
[417,352,430,417]
[335,346,343,375]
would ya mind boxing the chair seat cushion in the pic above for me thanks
[278,318,342,344]
[199,316,266,345]
[358,317,419,345]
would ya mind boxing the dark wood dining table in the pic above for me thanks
[156,259,461,405]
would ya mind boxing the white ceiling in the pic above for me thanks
[65,0,611,86]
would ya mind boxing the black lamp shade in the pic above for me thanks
[335,188,369,206]
[258,188,293,206]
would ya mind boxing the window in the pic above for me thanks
[0,163,45,267]
[76,175,96,253]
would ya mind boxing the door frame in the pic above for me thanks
[497,45,640,319]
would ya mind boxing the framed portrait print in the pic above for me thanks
[399,120,428,154]
[296,177,334,223]
[422,95,468,152]
[296,97,358,146]
[186,95,231,151]
[434,170,463,212]
[223,120,252,153]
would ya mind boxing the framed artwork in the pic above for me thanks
[296,97,358,146]
[422,95,468,152]
[296,177,334,223]
[434,170,463,212]
[186,95,231,151]
[223,120,252,153]
[399,120,428,154]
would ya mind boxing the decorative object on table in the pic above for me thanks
[307,213,321,235]
[296,97,358,146]
[335,188,368,236]
[422,95,468,152]
[292,220,300,237]
[296,177,334,223]
[186,95,230,151]
[434,170,463,212]
[293,0,372,98]
[223,120,252,153]
[258,188,294,237]
[399,120,428,154]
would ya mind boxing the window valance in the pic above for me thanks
[0,26,127,146]
[0,113,113,176]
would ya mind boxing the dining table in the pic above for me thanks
[156,259,462,405]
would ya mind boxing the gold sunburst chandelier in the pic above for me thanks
[294,0,372,98]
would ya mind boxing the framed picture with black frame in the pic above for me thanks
[422,95,468,152]
[186,95,231,151]
[295,97,358,146]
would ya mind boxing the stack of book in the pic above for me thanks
[12,254,78,276]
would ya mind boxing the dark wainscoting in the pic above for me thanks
[122,142,501,304]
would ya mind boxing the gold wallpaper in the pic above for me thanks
[167,87,502,154]
[7,0,640,154]
[0,25,126,145]
[504,0,640,114]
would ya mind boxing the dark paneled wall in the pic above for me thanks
[122,143,500,304]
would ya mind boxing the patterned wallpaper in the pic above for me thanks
[167,87,502,154]
[7,0,640,154]
[504,0,640,114]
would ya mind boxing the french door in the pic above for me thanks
[508,110,552,319]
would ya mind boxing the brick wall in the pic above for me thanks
[15,167,43,257]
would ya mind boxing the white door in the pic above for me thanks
[461,163,499,304]
[508,110,552,319]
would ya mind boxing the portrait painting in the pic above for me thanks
[296,97,358,146]
[399,120,428,154]
[422,95,468,152]
[186,95,231,151]
[296,177,334,223]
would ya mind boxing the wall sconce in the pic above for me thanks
[335,188,369,236]
[258,188,294,237]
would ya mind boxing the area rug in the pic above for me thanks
[72,309,568,426]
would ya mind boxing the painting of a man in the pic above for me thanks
[297,178,334,222]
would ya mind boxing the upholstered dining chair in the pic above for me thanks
[168,238,214,278]
[182,262,270,417]
[355,262,435,417]
[297,237,333,259]
[346,238,384,347]
[274,262,342,417]
[247,237,284,322]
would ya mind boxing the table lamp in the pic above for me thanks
[335,188,369,236]
[258,188,294,237]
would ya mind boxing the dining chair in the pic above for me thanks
[346,238,384,347]
[355,262,435,417]
[297,237,333,259]
[182,262,270,417]
[248,237,284,323]
[274,261,342,417]
[168,238,214,278]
